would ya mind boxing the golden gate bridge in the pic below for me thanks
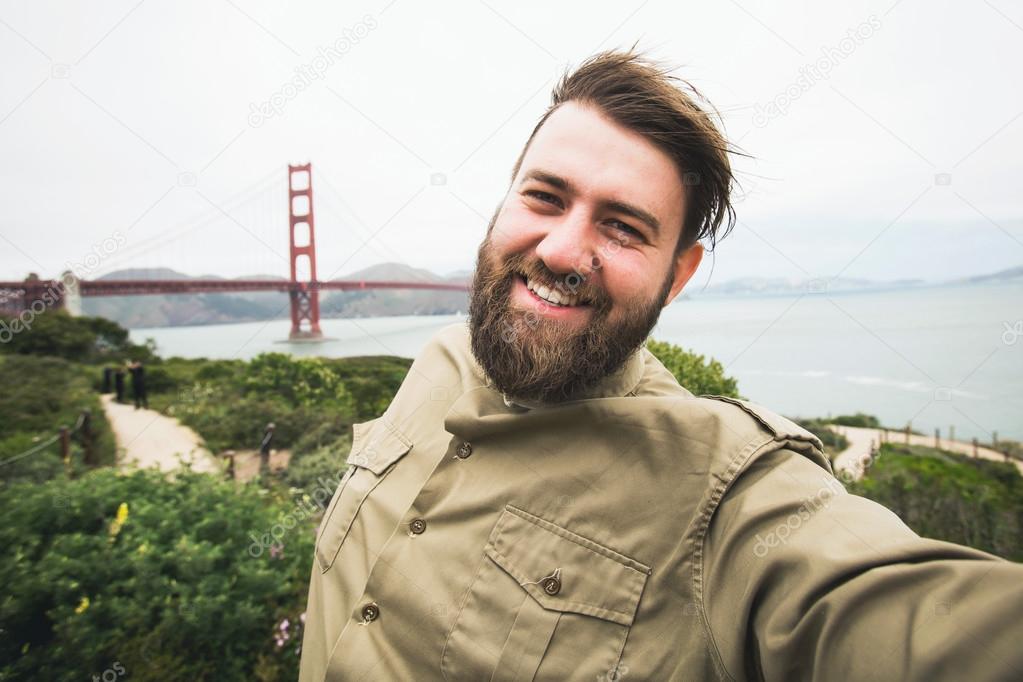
[0,163,468,340]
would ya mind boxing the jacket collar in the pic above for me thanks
[442,324,656,439]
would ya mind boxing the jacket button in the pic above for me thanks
[409,518,427,535]
[541,576,561,596]
[360,603,380,623]
[455,441,473,459]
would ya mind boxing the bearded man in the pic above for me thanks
[299,50,1023,681]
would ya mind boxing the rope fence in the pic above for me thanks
[0,409,95,472]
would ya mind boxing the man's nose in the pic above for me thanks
[533,209,598,277]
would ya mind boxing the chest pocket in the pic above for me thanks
[442,505,650,682]
[314,417,412,573]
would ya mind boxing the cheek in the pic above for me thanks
[490,205,545,252]
[600,257,664,304]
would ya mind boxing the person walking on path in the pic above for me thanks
[113,366,125,403]
[128,360,148,409]
[259,422,275,476]
[101,366,112,393]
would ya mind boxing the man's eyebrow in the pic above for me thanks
[520,168,661,237]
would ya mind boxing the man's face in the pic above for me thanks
[468,101,702,404]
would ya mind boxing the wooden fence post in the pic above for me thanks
[59,426,70,474]
[80,409,94,467]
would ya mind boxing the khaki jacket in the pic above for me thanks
[299,322,1023,681]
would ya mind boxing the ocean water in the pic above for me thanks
[130,281,1023,442]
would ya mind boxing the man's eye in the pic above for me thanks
[606,219,642,238]
[525,190,562,207]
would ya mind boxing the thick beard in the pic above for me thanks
[468,233,674,405]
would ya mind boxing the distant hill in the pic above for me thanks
[81,264,468,328]
[695,275,927,297]
[323,262,469,318]
[81,269,288,327]
[952,265,1023,284]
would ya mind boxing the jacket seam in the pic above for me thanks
[691,433,777,682]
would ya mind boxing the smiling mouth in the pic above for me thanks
[517,272,591,308]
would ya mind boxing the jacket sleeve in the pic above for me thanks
[701,446,1023,682]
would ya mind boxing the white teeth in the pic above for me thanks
[525,276,582,307]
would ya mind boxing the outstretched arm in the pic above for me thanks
[703,447,1023,681]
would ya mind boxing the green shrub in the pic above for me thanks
[0,468,317,681]
[645,339,740,398]
[146,353,406,453]
[284,434,351,500]
[829,412,881,428]
[849,444,1023,561]
[243,353,355,412]
[0,355,116,484]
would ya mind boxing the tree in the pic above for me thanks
[0,310,154,363]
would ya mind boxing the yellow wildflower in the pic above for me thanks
[108,502,129,539]
[75,596,89,614]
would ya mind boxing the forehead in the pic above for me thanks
[515,101,685,236]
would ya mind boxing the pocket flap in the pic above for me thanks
[485,505,650,626]
[346,418,412,475]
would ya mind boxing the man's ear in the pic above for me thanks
[663,242,704,306]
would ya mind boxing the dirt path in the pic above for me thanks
[831,425,1022,480]
[100,395,220,474]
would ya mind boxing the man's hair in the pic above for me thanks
[510,49,737,255]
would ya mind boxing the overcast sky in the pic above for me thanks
[1,0,1021,287]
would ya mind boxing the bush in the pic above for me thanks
[829,413,881,428]
[0,355,116,484]
[284,434,351,500]
[849,444,1023,561]
[147,354,406,453]
[0,468,317,681]
[645,339,740,398]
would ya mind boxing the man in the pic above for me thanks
[299,51,1023,681]
[113,365,125,404]
[260,421,276,477]
[128,360,148,409]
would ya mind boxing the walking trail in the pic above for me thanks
[101,395,220,474]
[831,425,1023,481]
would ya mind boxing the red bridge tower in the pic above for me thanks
[287,163,323,340]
